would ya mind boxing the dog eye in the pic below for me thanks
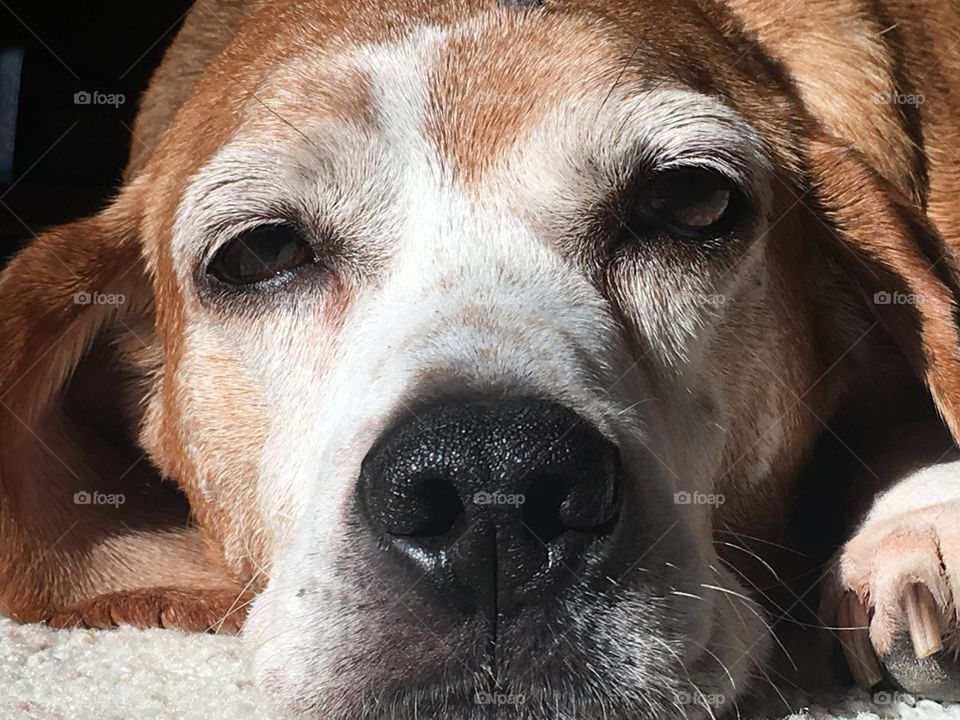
[634,168,743,238]
[208,224,316,286]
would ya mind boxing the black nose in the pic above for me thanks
[357,397,621,615]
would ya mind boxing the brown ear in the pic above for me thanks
[0,185,244,630]
[807,134,960,443]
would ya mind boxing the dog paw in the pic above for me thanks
[47,587,251,633]
[824,499,960,698]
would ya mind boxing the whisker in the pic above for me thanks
[699,582,765,610]
[714,528,809,558]
[717,557,836,631]
[647,635,720,720]
[714,540,788,587]
[706,567,798,672]
[612,397,659,418]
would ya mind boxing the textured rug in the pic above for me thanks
[0,614,957,720]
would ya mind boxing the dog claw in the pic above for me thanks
[837,592,884,689]
[904,583,943,659]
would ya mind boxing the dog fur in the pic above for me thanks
[1,0,960,718]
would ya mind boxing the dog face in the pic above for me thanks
[6,1,960,719]
[139,3,821,717]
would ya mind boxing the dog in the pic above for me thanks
[2,0,960,717]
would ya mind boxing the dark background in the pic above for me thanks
[0,0,193,262]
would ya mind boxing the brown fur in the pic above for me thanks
[1,0,959,646]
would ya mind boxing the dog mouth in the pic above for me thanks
[259,586,720,720]
[268,613,676,720]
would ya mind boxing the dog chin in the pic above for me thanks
[263,677,690,720]
[294,690,674,720]
[248,571,769,720]
[257,660,741,720]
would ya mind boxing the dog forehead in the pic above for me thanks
[224,0,743,160]
[228,8,745,188]
[422,11,656,182]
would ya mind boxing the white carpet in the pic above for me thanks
[1,614,958,719]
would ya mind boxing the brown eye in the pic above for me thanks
[637,168,743,238]
[208,224,315,286]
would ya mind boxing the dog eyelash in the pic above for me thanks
[207,224,318,287]
[612,165,753,244]
[194,214,335,304]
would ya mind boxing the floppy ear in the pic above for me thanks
[806,134,960,444]
[0,185,247,631]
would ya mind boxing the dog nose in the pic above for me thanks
[357,397,621,615]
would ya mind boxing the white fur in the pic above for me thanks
[167,18,787,720]
[863,458,960,525]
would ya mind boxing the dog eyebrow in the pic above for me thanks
[591,89,775,208]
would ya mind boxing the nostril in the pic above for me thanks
[389,475,465,538]
[521,464,621,544]
[521,473,572,543]
[559,469,621,531]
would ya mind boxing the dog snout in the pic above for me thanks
[357,397,621,615]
